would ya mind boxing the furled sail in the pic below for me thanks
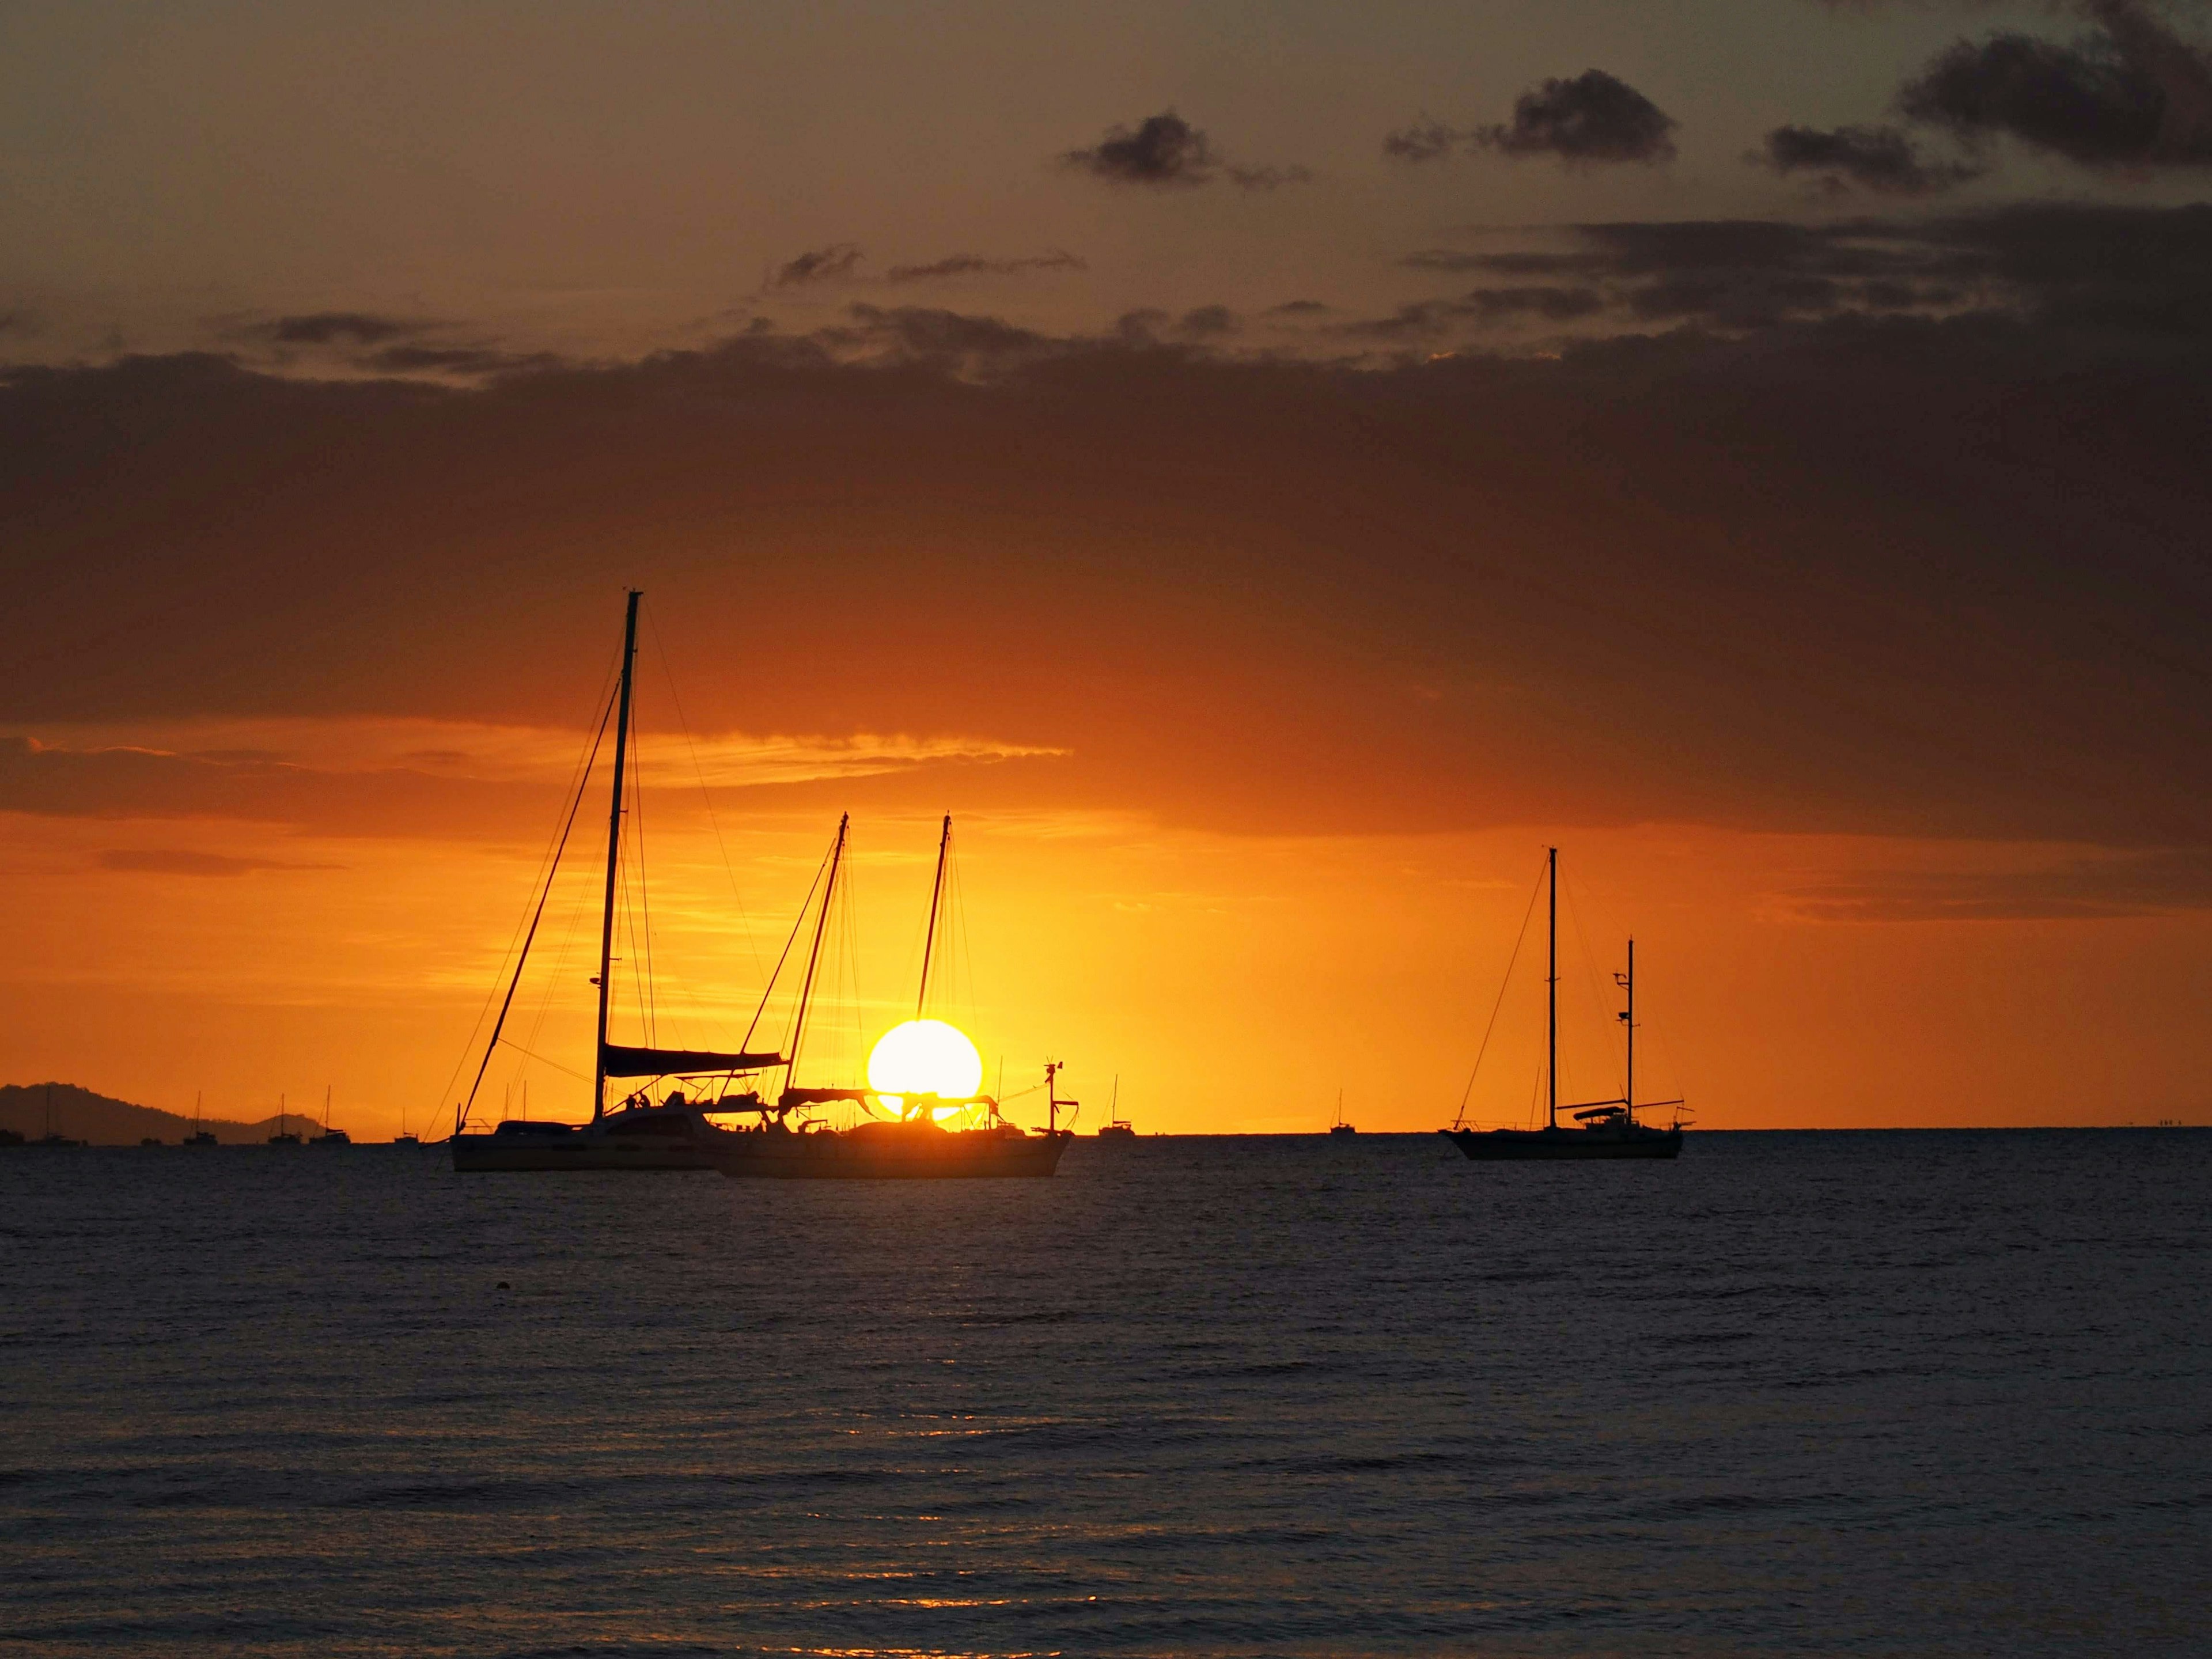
[600,1043,785,1078]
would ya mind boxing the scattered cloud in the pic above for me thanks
[251,312,432,347]
[1753,123,1984,193]
[6,204,2210,849]
[1382,116,1465,162]
[1384,71,1677,166]
[361,343,561,378]
[1062,112,1216,186]
[1784,847,2212,921]
[885,251,1088,282]
[1385,205,2212,336]
[1899,6,2212,168]
[771,243,865,287]
[1060,112,1309,190]
[1175,305,1239,338]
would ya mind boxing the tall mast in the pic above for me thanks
[915,813,951,1021]
[593,589,643,1122]
[1624,937,1635,1122]
[786,813,849,1089]
[1547,846,1558,1131]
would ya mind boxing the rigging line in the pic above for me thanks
[740,845,831,1056]
[843,849,866,1086]
[493,1037,592,1082]
[516,819,602,1073]
[1453,854,1548,1130]
[627,713,661,1048]
[1561,865,1622,1090]
[456,687,618,1132]
[644,600,766,982]
[434,660,622,1118]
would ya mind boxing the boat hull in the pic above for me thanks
[450,1109,729,1172]
[451,1137,722,1172]
[1441,1126,1683,1161]
[715,1124,1073,1179]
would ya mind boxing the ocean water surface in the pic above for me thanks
[1,1131,2206,1657]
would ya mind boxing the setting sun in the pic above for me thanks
[867,1018,984,1113]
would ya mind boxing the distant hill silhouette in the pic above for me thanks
[0,1082,365,1145]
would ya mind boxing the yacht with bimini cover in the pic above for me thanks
[448,590,786,1172]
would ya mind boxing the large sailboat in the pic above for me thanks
[1440,847,1685,1161]
[450,590,785,1173]
[711,813,1074,1179]
[449,594,1070,1177]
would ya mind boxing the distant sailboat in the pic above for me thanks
[310,1085,351,1145]
[1440,848,1685,1161]
[1095,1073,1133,1139]
[184,1090,216,1146]
[268,1093,300,1146]
[1329,1089,1358,1137]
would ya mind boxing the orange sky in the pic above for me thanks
[3,5,2209,1132]
[5,742,2208,1134]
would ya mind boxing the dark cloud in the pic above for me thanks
[361,343,561,378]
[1476,70,1679,163]
[1382,118,1465,162]
[1336,288,1605,340]
[828,304,1059,370]
[1753,123,1984,193]
[252,312,430,347]
[1464,286,1606,320]
[885,251,1088,282]
[1061,112,1215,186]
[1900,12,2212,168]
[1060,113,1309,191]
[1175,305,1239,338]
[1785,849,2212,922]
[771,243,865,287]
[1387,207,2212,336]
[1264,300,1332,316]
[3,213,2208,857]
[1400,248,1616,276]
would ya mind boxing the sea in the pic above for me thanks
[1,1131,2205,1658]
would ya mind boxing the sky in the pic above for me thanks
[3,0,2209,1134]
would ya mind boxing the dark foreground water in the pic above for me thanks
[1,1132,2206,1658]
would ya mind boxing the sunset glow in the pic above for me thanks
[868,1019,986,1117]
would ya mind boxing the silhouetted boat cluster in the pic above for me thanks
[404,594,1690,1179]
[446,592,1073,1180]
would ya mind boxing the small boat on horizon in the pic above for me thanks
[310,1085,351,1145]
[268,1093,301,1146]
[184,1090,216,1146]
[1096,1073,1133,1139]
[1440,847,1685,1162]
[1328,1089,1357,1137]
